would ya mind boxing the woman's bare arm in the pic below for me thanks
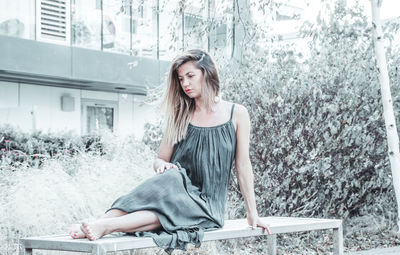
[153,134,178,174]
[234,104,270,234]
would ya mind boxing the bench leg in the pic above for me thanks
[92,245,107,255]
[333,225,344,255]
[267,234,277,255]
[19,248,32,255]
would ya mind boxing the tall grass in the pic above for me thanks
[0,131,157,254]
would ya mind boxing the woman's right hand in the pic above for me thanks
[154,159,178,174]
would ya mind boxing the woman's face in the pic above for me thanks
[177,61,204,99]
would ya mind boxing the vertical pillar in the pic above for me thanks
[92,245,107,255]
[267,234,277,255]
[333,223,344,255]
[19,239,32,255]
[19,247,33,255]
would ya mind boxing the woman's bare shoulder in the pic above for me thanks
[230,102,249,119]
[224,102,249,132]
[221,100,247,113]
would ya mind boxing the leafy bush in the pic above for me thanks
[140,3,400,252]
[142,120,163,153]
[220,2,399,226]
[0,125,105,169]
[140,3,400,231]
[141,3,400,227]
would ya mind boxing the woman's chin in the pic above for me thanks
[186,93,197,99]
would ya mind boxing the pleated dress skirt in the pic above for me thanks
[106,104,237,254]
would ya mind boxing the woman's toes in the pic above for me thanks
[81,222,96,241]
[87,231,95,240]
[80,221,106,241]
[69,224,86,239]
[80,224,90,238]
[88,232,97,241]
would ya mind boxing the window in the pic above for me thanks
[0,0,35,39]
[130,1,156,57]
[275,5,302,21]
[209,22,227,48]
[81,99,118,134]
[36,0,71,44]
[208,0,233,57]
[159,0,183,60]
[72,0,102,50]
[102,0,131,53]
[183,0,207,51]
[184,13,207,50]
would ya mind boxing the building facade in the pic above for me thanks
[0,0,306,138]
[0,0,243,138]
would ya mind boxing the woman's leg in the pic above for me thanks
[69,209,128,239]
[101,209,161,232]
[101,208,128,218]
[80,210,162,241]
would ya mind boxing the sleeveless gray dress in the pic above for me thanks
[106,104,237,254]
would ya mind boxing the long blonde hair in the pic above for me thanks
[163,49,220,146]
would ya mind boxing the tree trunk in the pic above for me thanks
[370,0,400,231]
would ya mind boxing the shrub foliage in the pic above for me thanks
[220,2,400,224]
[142,3,400,224]
[0,125,105,169]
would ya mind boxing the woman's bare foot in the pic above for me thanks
[80,221,108,241]
[69,224,86,239]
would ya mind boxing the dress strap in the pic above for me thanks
[229,103,235,121]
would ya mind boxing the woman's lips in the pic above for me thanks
[185,89,192,93]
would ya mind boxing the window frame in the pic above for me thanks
[81,98,119,135]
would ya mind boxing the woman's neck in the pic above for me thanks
[194,98,221,113]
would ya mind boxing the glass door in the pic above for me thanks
[81,99,118,134]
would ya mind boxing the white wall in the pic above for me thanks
[0,82,158,138]
[0,81,27,129]
[132,95,160,139]
[118,93,134,137]
[0,82,81,134]
[81,90,119,101]
[20,84,81,133]
[0,81,18,107]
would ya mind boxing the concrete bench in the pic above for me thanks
[20,216,343,255]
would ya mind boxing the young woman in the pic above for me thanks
[69,49,270,253]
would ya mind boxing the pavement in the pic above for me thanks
[346,246,400,255]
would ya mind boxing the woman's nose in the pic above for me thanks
[182,79,189,86]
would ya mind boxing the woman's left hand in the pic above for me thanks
[247,213,271,235]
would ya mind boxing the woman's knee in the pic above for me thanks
[140,210,161,224]
[103,209,128,218]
